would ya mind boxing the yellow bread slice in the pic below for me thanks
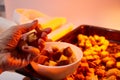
[41,17,66,30]
[16,9,48,19]
[48,23,74,41]
[14,9,67,31]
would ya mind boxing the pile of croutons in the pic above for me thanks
[65,34,120,80]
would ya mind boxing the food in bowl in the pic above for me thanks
[31,42,83,80]
[34,46,77,66]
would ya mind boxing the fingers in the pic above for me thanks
[0,53,29,71]
[38,39,45,51]
[42,27,52,34]
[20,20,39,34]
[7,57,29,70]
[25,20,39,32]
[22,45,40,60]
[35,27,52,41]
[20,20,52,34]
[2,20,39,50]
[37,28,51,50]
[40,32,48,41]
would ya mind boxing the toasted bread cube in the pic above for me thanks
[106,68,120,77]
[27,32,38,47]
[43,61,49,66]
[75,73,85,80]
[35,55,48,64]
[52,46,59,52]
[106,60,115,68]
[49,60,57,66]
[57,60,69,66]
[100,51,109,58]
[59,55,68,61]
[63,47,73,57]
[106,75,116,80]
[52,51,62,61]
[57,54,69,66]
[116,62,120,69]
[27,32,37,42]
[115,52,120,58]
[41,50,50,57]
[102,57,111,63]
[80,62,89,69]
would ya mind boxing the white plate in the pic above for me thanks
[0,71,26,80]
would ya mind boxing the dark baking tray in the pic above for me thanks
[58,25,120,44]
[16,25,120,80]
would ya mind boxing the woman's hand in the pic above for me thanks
[0,20,51,73]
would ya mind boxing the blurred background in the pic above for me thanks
[0,0,5,17]
[0,0,120,28]
[1,0,120,28]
